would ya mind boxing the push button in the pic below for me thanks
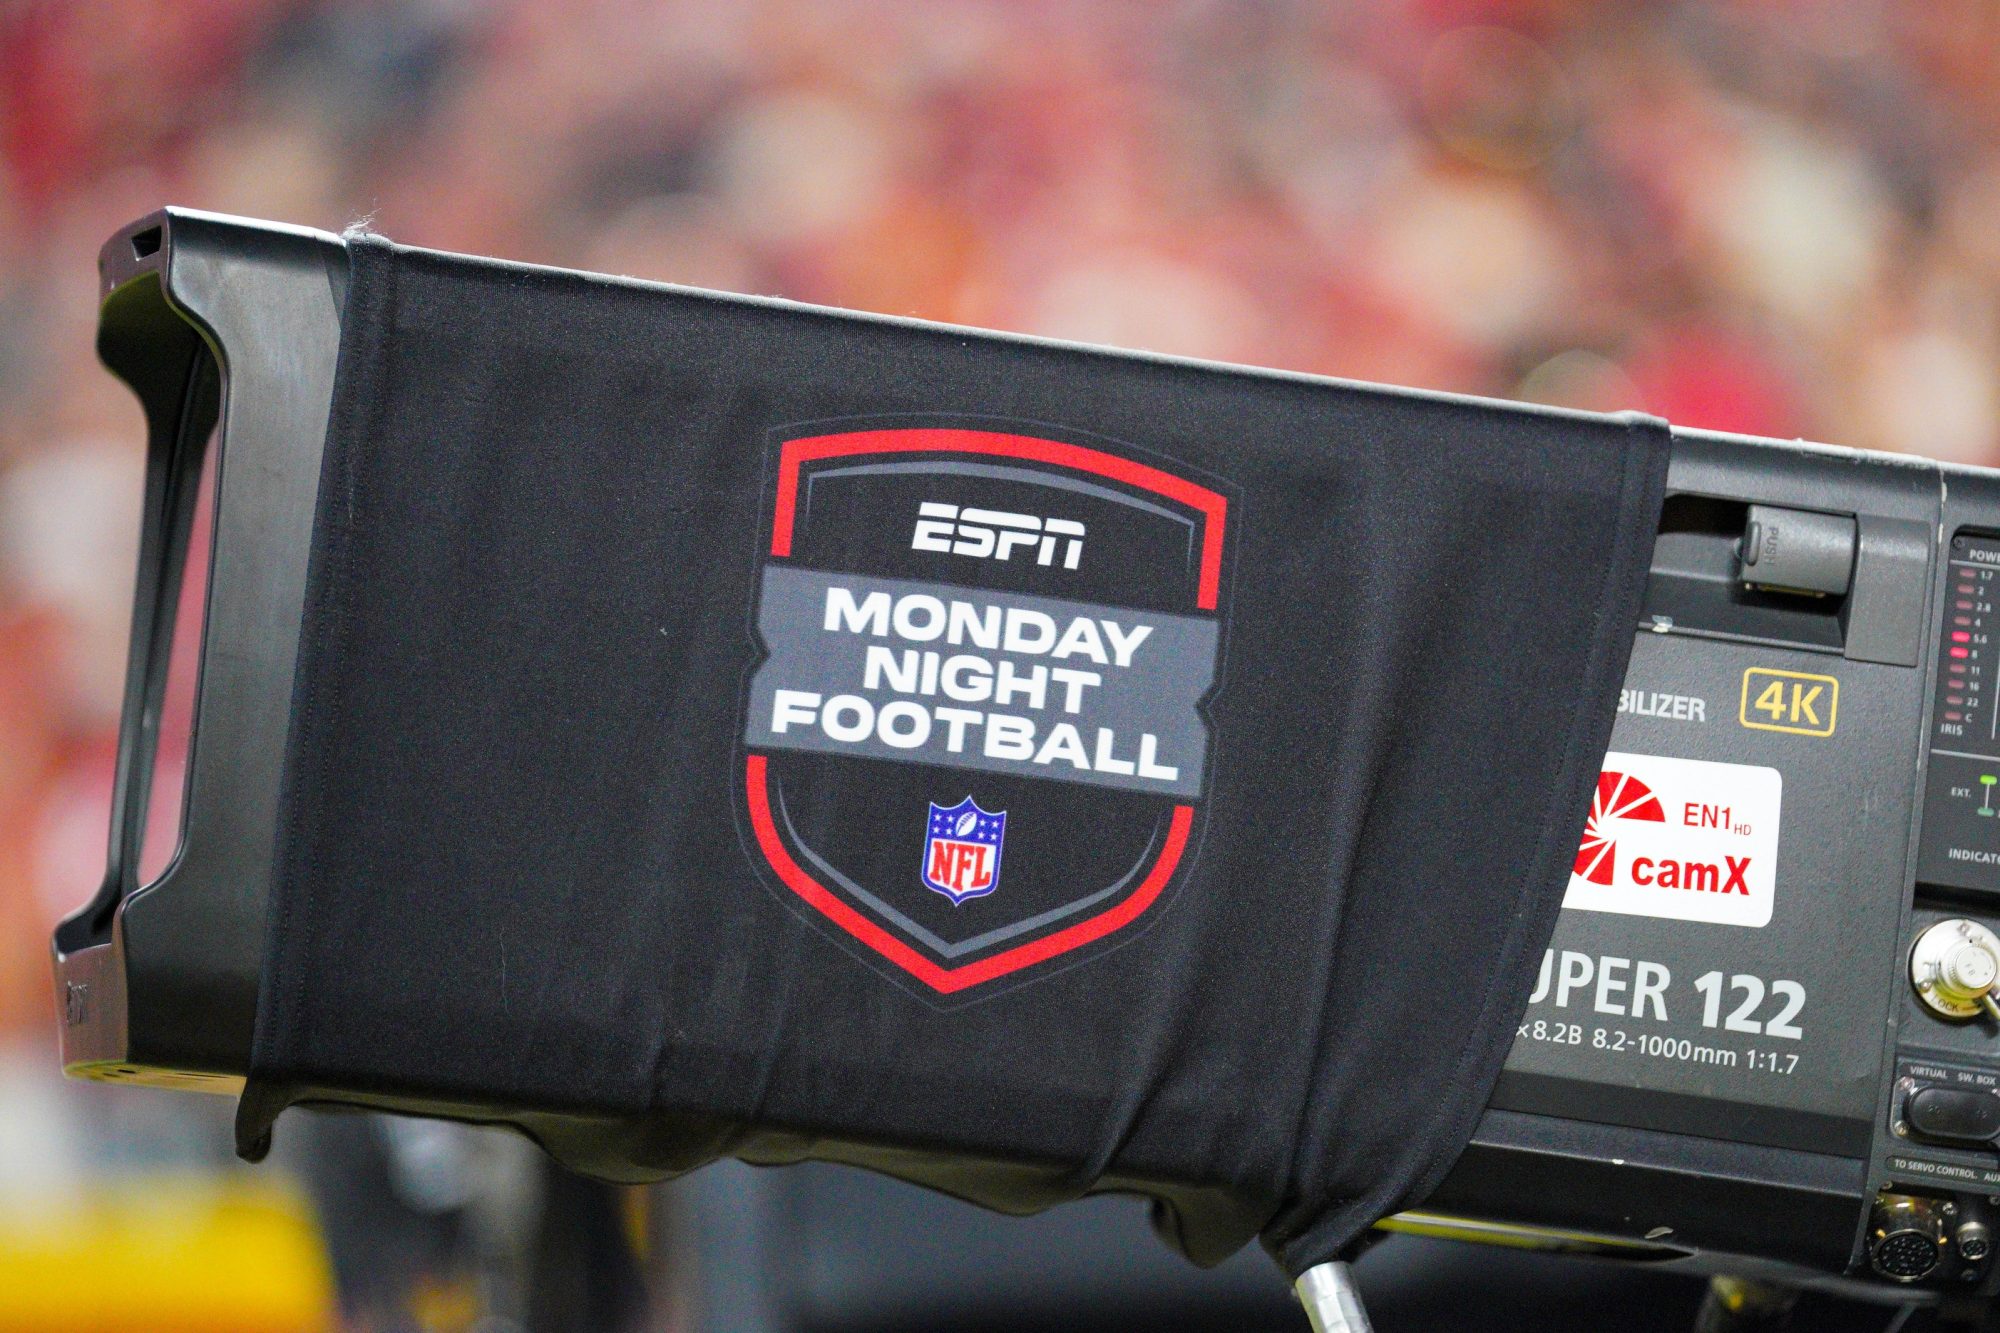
[1739,504,1855,596]
[1907,1085,2000,1145]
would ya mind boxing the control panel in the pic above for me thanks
[1893,532,2000,1284]
[1920,534,2000,893]
[1883,909,2000,1286]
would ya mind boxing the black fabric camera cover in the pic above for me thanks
[234,231,1669,1274]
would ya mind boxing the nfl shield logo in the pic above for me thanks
[922,798,1006,905]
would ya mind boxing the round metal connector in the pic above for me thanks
[1958,1220,1992,1264]
[1871,1195,1948,1282]
[1911,920,2000,1021]
[1876,1232,1944,1282]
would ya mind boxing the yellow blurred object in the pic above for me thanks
[620,1184,650,1262]
[407,1276,479,1333]
[0,1174,333,1333]
[1378,1210,1684,1260]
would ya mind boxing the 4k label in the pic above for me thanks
[1739,667,1838,737]
[738,425,1230,997]
[1566,751,1781,928]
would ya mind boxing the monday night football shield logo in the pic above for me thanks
[740,425,1230,997]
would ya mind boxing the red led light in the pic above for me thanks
[1948,712,1964,722]
[1954,647,1972,658]
[1954,631,1973,643]
[1950,695,1965,705]
[1959,600,1976,609]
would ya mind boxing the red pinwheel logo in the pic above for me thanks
[1573,769,1666,885]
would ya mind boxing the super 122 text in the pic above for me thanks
[1528,949,1805,1039]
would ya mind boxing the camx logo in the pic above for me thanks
[1573,769,1665,885]
[1563,751,1781,929]
[912,502,1086,569]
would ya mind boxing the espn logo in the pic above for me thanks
[911,502,1085,569]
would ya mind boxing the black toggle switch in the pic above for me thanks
[1906,1085,2000,1145]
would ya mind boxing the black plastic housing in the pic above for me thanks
[53,209,345,1088]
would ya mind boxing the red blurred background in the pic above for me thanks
[3,1,1998,1326]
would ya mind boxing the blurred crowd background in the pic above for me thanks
[2,0,1999,1328]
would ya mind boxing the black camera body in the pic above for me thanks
[1426,432,2000,1299]
[55,209,2000,1302]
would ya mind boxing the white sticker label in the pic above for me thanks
[1565,751,1781,928]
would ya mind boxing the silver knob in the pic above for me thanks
[1912,920,2000,1021]
[1946,943,1999,995]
